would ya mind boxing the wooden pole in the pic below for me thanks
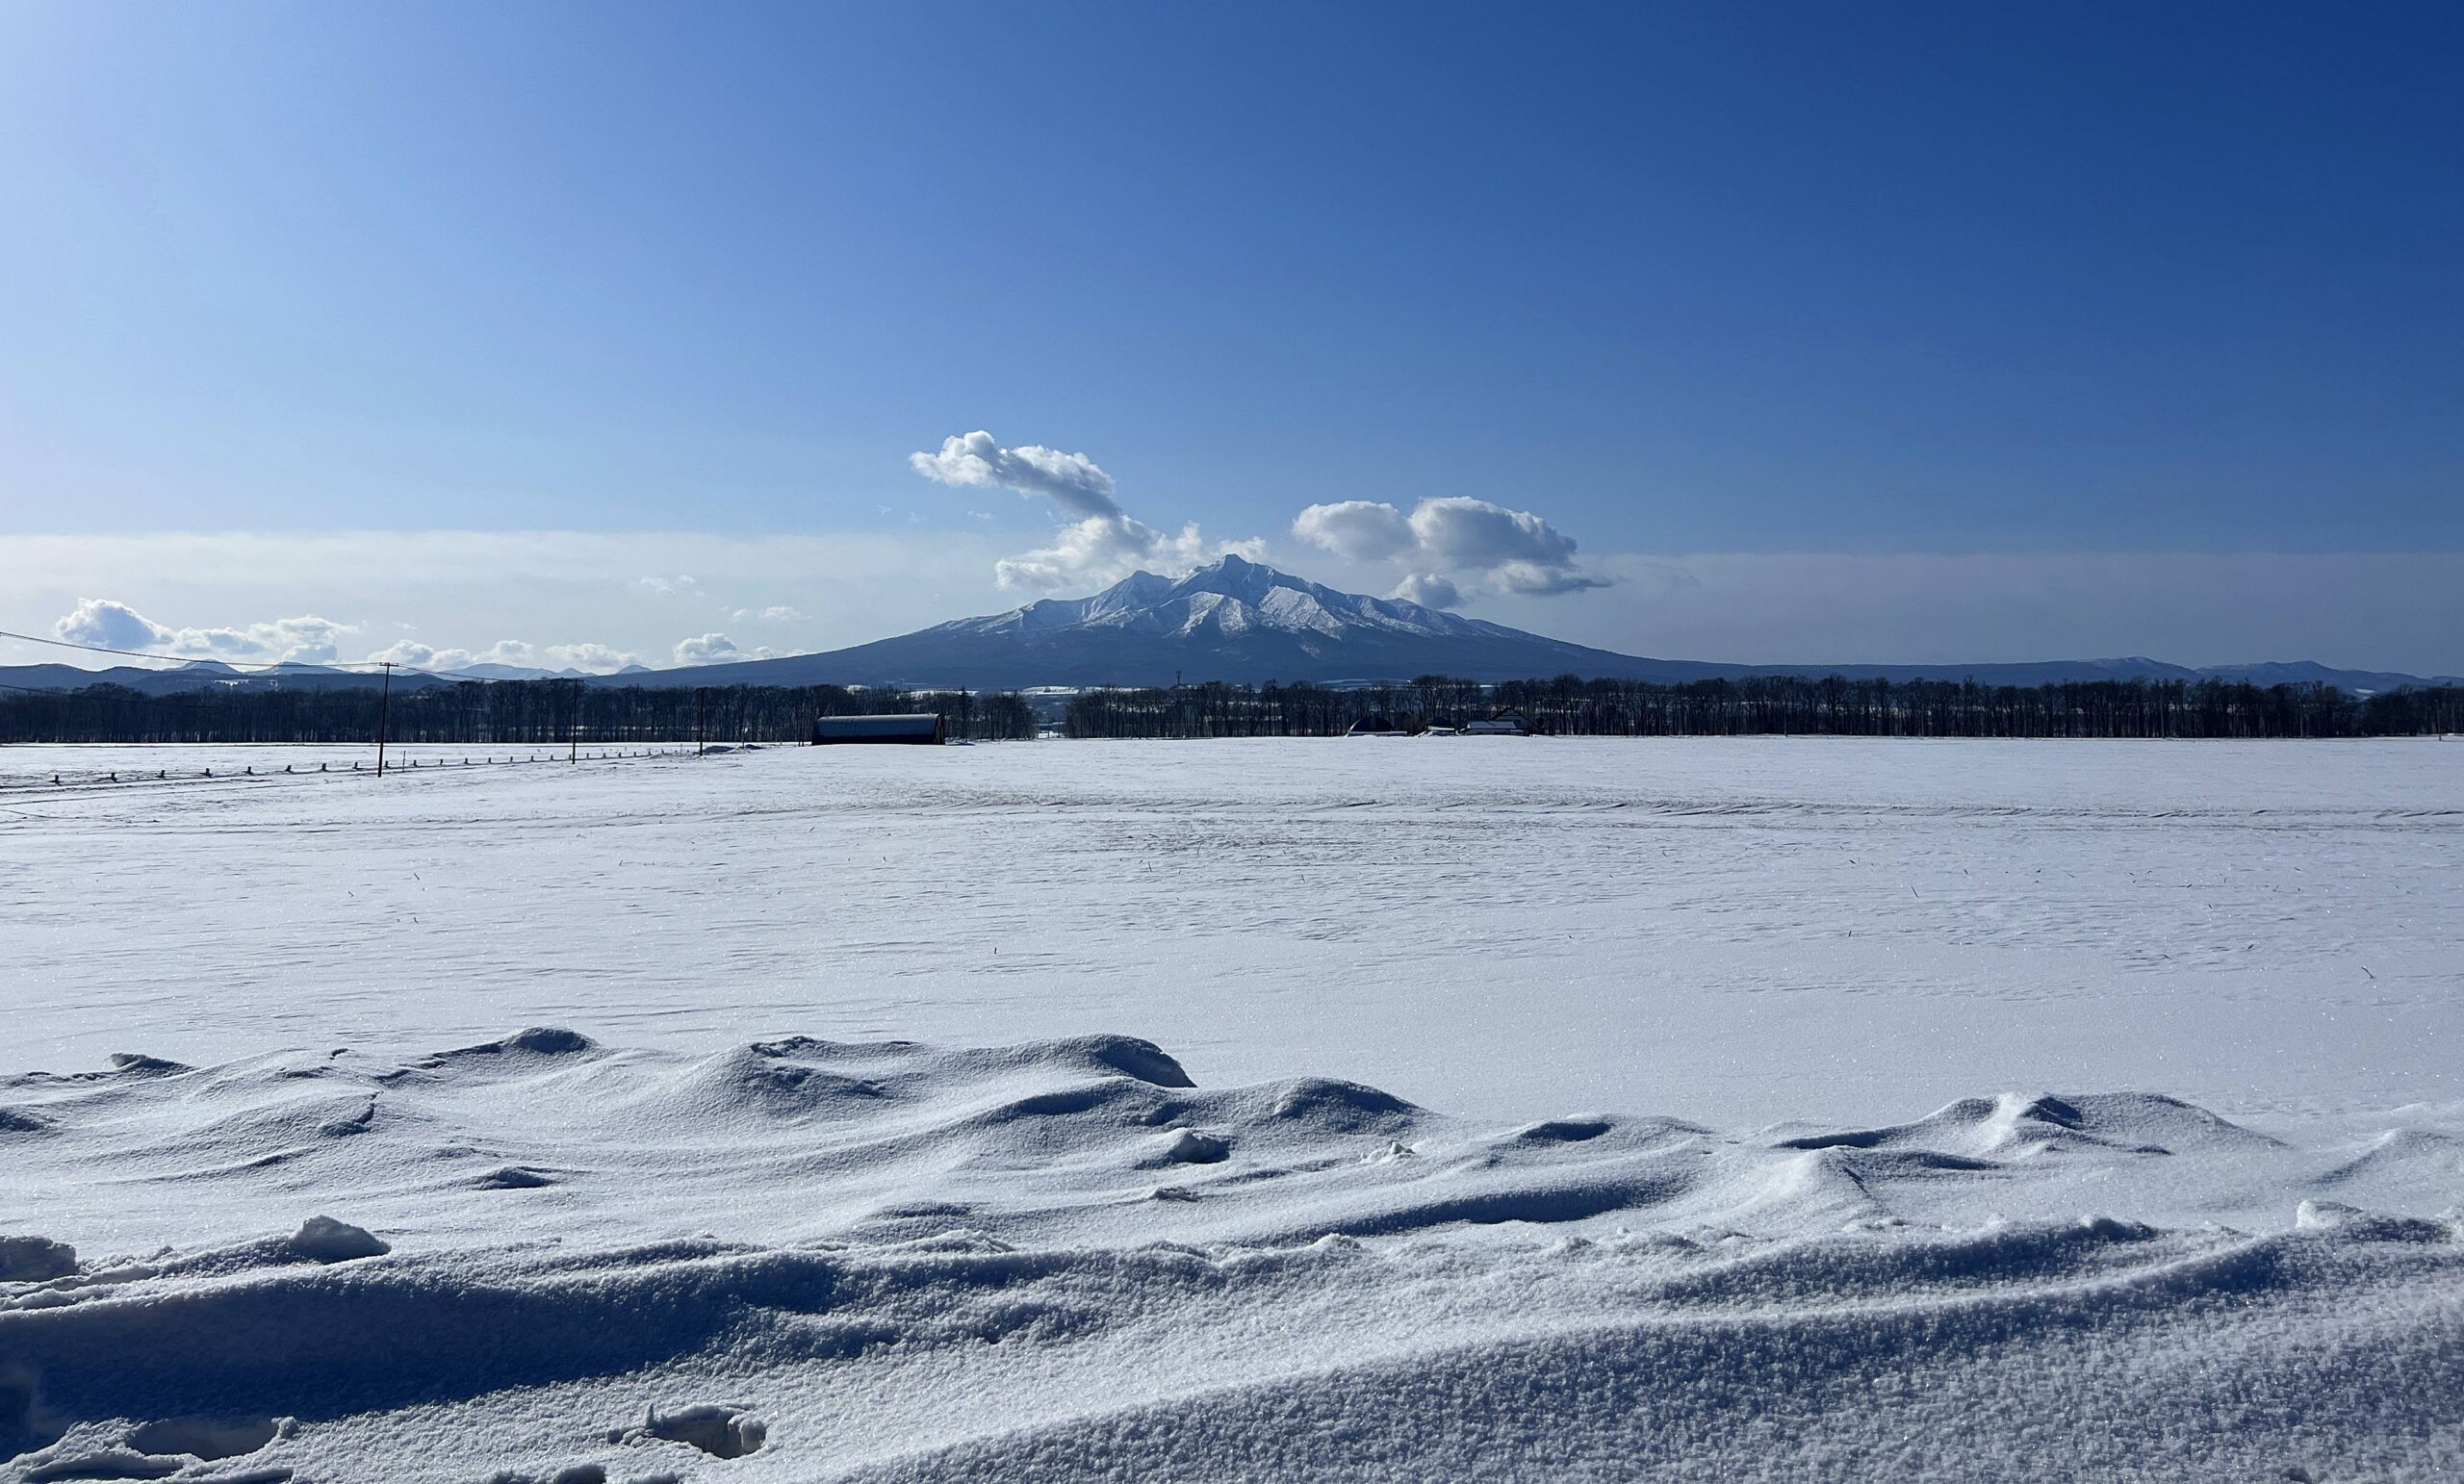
[374,662,395,777]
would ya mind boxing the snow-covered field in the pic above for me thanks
[3,738,2459,1480]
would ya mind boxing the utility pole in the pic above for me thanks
[374,662,395,777]
[695,687,706,757]
[568,678,581,763]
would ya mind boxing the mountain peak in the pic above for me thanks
[1160,553,1283,600]
[1135,553,1358,613]
[937,556,1501,656]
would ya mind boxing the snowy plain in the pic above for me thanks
[2,737,2459,1480]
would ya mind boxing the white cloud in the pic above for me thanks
[53,598,163,652]
[995,518,1266,592]
[361,637,643,675]
[1292,500,1417,563]
[672,632,779,667]
[910,430,1121,521]
[369,638,528,672]
[1408,498,1584,575]
[367,639,497,671]
[1491,559,1608,598]
[1292,497,1607,600]
[548,642,642,673]
[636,575,705,598]
[1389,573,1463,609]
[54,597,355,664]
[913,430,1263,592]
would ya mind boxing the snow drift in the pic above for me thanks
[4,1030,2459,1481]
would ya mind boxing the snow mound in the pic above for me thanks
[620,1402,767,1459]
[1775,1089,2283,1160]
[410,1027,602,1071]
[2,1031,2459,1480]
[0,1240,75,1284]
[289,1216,389,1264]
[2317,1126,2464,1190]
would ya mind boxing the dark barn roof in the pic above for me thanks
[814,713,947,745]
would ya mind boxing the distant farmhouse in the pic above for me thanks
[1348,708,1532,738]
[1462,710,1533,736]
[813,713,946,746]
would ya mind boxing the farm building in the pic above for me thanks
[813,713,947,745]
[1462,710,1533,736]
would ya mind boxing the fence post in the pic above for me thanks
[374,662,396,777]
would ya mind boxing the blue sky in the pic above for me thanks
[2,2,2458,672]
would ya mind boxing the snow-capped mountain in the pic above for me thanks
[617,555,1670,689]
[930,557,1511,648]
[578,554,2464,692]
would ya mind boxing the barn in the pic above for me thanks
[813,713,947,746]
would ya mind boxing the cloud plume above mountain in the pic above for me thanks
[674,632,782,666]
[1290,501,1419,564]
[910,431,1123,523]
[1292,497,1607,604]
[912,429,1261,590]
[1388,572,1464,609]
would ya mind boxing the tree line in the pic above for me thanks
[1065,675,2464,739]
[11,673,2457,745]
[0,678,1036,745]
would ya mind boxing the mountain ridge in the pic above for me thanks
[3,557,2454,696]
[595,555,2459,694]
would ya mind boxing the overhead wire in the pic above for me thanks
[0,626,390,671]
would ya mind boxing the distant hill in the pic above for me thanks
[0,660,465,697]
[4,558,2455,696]
[0,658,609,694]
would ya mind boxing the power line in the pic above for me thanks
[0,626,380,671]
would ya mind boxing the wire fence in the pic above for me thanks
[0,745,706,797]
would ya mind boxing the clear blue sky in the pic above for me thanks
[3,1,2458,671]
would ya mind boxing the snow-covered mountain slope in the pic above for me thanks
[597,555,1643,689]
[877,554,1567,660]
[597,555,2464,692]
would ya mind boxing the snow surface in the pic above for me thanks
[2,738,2460,1480]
